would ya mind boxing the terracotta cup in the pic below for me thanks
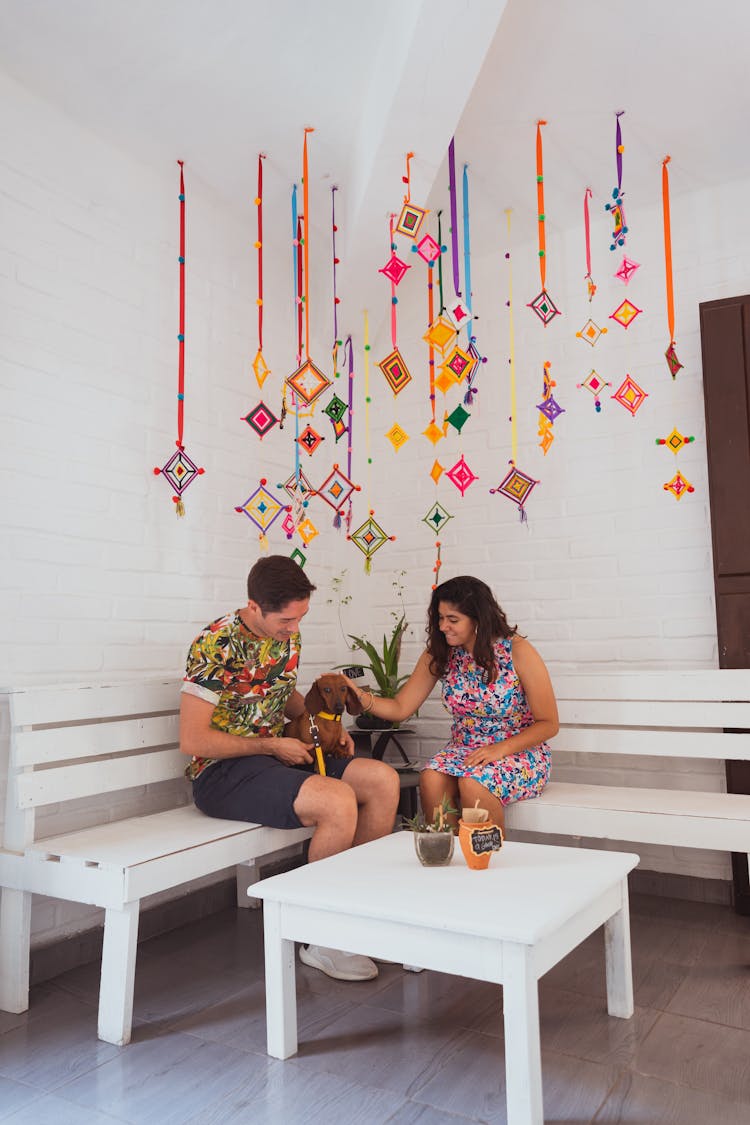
[458,820,504,870]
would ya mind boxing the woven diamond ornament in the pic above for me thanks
[422,421,445,446]
[610,299,642,329]
[663,471,695,500]
[422,501,453,535]
[323,394,347,424]
[665,343,683,379]
[656,427,695,455]
[430,460,444,484]
[379,253,410,285]
[252,349,271,389]
[395,201,429,239]
[316,464,358,513]
[296,517,319,546]
[577,370,612,413]
[441,344,473,383]
[290,547,307,567]
[527,289,561,325]
[386,422,410,451]
[614,256,640,284]
[378,348,412,395]
[348,511,394,573]
[297,424,325,456]
[153,445,205,516]
[434,366,458,394]
[576,318,608,347]
[605,189,628,250]
[536,395,565,424]
[423,316,457,355]
[446,455,478,497]
[490,464,539,521]
[446,298,471,332]
[242,401,279,439]
[286,358,331,405]
[538,417,554,455]
[281,470,313,502]
[612,374,648,416]
[446,403,471,434]
[415,234,442,263]
[235,481,284,549]
[281,509,296,540]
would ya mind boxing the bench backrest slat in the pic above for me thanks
[9,680,180,727]
[553,670,750,702]
[557,698,750,729]
[16,749,185,810]
[14,715,180,768]
[554,726,750,761]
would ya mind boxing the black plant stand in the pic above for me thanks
[349,726,419,818]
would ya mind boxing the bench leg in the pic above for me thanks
[604,877,634,1019]
[0,888,31,1013]
[236,860,261,909]
[502,942,544,1125]
[263,900,298,1059]
[98,902,139,1046]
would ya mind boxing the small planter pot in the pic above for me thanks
[413,831,455,867]
[458,820,504,870]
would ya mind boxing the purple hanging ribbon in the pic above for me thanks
[345,334,354,532]
[615,111,625,191]
[448,137,461,296]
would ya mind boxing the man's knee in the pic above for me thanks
[345,758,400,808]
[294,775,358,827]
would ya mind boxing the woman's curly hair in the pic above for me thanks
[426,575,517,683]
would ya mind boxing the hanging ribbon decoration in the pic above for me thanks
[427,246,436,424]
[662,156,683,378]
[302,126,314,361]
[389,214,398,347]
[364,311,372,504]
[437,210,446,315]
[153,160,204,516]
[251,154,270,388]
[605,111,629,251]
[403,150,414,203]
[345,334,355,532]
[461,162,486,407]
[448,137,461,296]
[331,185,341,375]
[583,187,596,301]
[527,121,560,325]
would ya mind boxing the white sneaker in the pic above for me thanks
[299,944,378,981]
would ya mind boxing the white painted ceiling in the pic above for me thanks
[1,0,748,301]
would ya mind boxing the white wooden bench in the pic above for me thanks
[506,670,750,888]
[0,680,312,1046]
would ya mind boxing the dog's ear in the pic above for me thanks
[304,680,323,712]
[344,679,364,716]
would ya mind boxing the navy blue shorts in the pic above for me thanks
[192,754,354,830]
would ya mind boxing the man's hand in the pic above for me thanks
[338,726,355,758]
[272,738,314,766]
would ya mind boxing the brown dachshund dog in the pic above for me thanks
[284,673,363,759]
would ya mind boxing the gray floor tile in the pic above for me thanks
[366,966,501,1031]
[2,1092,124,1124]
[594,1069,750,1124]
[665,927,750,1031]
[0,1076,44,1121]
[632,1010,750,1101]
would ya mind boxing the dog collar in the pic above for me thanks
[316,711,342,722]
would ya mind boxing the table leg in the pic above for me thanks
[604,876,634,1019]
[263,901,298,1058]
[502,943,544,1125]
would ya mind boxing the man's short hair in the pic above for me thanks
[246,555,316,613]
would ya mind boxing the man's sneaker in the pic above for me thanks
[299,944,378,981]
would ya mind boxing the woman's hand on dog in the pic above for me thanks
[272,737,315,766]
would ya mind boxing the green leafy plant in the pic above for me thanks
[402,793,457,834]
[328,569,410,700]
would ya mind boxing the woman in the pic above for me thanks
[353,576,558,831]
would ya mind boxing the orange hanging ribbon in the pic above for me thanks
[403,151,414,202]
[303,127,314,360]
[536,121,547,290]
[662,155,675,346]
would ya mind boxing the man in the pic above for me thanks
[180,555,400,981]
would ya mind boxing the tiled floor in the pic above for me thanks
[0,891,749,1123]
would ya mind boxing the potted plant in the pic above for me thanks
[403,794,457,867]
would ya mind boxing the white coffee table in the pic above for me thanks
[251,833,638,1125]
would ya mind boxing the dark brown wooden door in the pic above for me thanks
[700,293,750,914]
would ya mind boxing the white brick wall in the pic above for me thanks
[1,69,746,951]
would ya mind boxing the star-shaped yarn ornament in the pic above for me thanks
[656,427,695,455]
[317,464,358,513]
[663,471,695,500]
[446,455,478,497]
[154,445,205,516]
[422,501,453,535]
[665,343,683,379]
[423,316,457,355]
[610,299,642,329]
[242,401,279,439]
[612,374,648,417]
[429,460,444,484]
[252,349,271,389]
[490,464,539,522]
[528,289,561,325]
[378,348,412,395]
[348,512,394,573]
[379,253,410,285]
[386,422,410,451]
[576,318,608,347]
[577,370,612,413]
[422,420,445,446]
[297,424,325,456]
[447,298,471,332]
[281,470,313,502]
[537,395,564,424]
[296,517,318,546]
[441,344,473,383]
[235,482,284,540]
[446,402,471,434]
[415,233,442,263]
[395,202,429,239]
[614,256,640,284]
[286,358,331,405]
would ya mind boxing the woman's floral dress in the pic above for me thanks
[423,637,550,805]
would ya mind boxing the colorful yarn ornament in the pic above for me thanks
[662,155,683,379]
[235,478,284,552]
[583,187,596,301]
[605,111,629,251]
[656,427,695,454]
[153,161,204,516]
[614,256,640,284]
[528,121,561,326]
[395,152,429,238]
[490,464,539,524]
[577,370,612,413]
[610,299,642,329]
[242,401,279,439]
[576,318,608,347]
[446,454,478,497]
[423,501,453,535]
[536,362,564,455]
[348,509,395,574]
[252,154,270,389]
[316,463,360,529]
[611,374,648,417]
[663,472,695,500]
